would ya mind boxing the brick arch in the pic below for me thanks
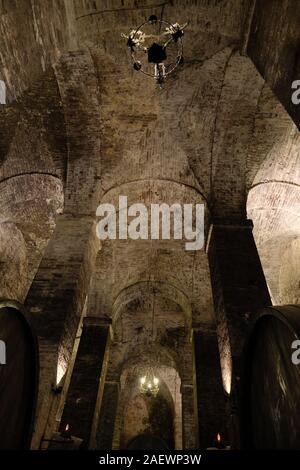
[112,280,192,332]
[0,68,68,182]
[0,173,64,300]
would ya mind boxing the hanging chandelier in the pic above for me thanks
[122,15,187,86]
[138,289,160,397]
[140,371,159,397]
[139,368,159,397]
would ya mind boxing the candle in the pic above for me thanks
[60,423,72,439]
[215,433,226,449]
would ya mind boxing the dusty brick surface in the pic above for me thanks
[0,0,298,451]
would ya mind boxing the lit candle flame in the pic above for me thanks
[217,433,221,442]
[65,424,69,432]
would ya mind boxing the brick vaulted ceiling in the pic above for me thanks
[0,0,299,336]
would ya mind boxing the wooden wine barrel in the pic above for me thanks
[242,305,300,449]
[0,301,38,449]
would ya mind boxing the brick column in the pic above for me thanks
[181,383,197,449]
[180,336,198,450]
[96,381,119,450]
[193,328,227,448]
[207,220,271,447]
[24,50,100,449]
[25,214,95,448]
[59,317,111,448]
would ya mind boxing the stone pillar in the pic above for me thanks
[96,381,120,450]
[193,327,227,448]
[207,220,271,447]
[181,383,197,449]
[59,317,111,448]
[24,50,100,449]
[25,214,96,449]
[180,336,198,450]
[30,339,58,449]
